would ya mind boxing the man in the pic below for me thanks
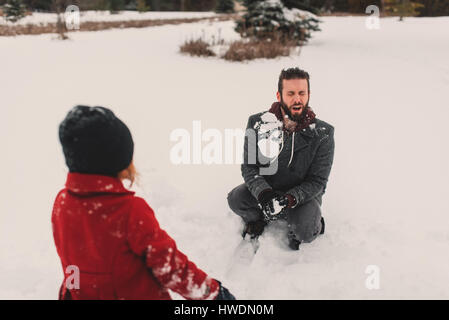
[227,68,335,250]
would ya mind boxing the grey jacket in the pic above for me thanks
[241,111,335,206]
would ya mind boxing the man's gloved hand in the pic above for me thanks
[258,189,277,220]
[258,189,285,221]
[258,190,298,221]
[262,201,276,220]
[276,194,297,209]
[215,280,236,300]
[258,189,278,206]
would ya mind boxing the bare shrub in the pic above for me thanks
[223,37,297,62]
[180,38,216,57]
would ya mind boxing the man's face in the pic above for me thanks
[276,78,310,121]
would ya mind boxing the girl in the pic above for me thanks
[52,105,234,300]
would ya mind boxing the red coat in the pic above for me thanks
[52,173,219,300]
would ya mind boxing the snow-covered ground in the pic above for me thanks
[1,15,449,299]
[0,10,218,26]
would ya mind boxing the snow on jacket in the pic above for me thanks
[241,102,335,206]
[52,172,219,300]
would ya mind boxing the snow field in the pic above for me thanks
[1,15,448,299]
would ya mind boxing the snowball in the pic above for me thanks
[261,112,279,123]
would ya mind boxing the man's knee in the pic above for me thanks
[287,199,322,242]
[228,184,253,211]
[227,184,242,213]
[227,184,262,222]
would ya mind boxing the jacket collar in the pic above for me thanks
[65,172,135,195]
[296,124,316,138]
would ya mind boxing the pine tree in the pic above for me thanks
[235,0,320,46]
[416,0,449,17]
[4,0,26,23]
[384,0,423,20]
[238,0,321,14]
[216,0,235,13]
[282,0,320,14]
[136,0,150,12]
[239,0,263,8]
[109,0,124,13]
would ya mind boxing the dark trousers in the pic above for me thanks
[227,183,322,243]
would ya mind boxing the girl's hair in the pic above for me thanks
[117,161,138,187]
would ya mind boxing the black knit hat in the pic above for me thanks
[59,105,134,177]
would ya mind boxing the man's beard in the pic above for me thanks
[280,97,309,122]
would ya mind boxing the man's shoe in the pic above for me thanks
[287,231,301,251]
[320,217,325,235]
[242,220,267,239]
[288,238,301,250]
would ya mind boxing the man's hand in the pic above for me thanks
[261,201,276,220]
[258,191,298,221]
[258,189,277,220]
[258,189,284,221]
[276,194,297,209]
[258,189,277,205]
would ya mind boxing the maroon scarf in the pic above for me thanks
[268,102,316,132]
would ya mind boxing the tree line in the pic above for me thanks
[0,0,447,16]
